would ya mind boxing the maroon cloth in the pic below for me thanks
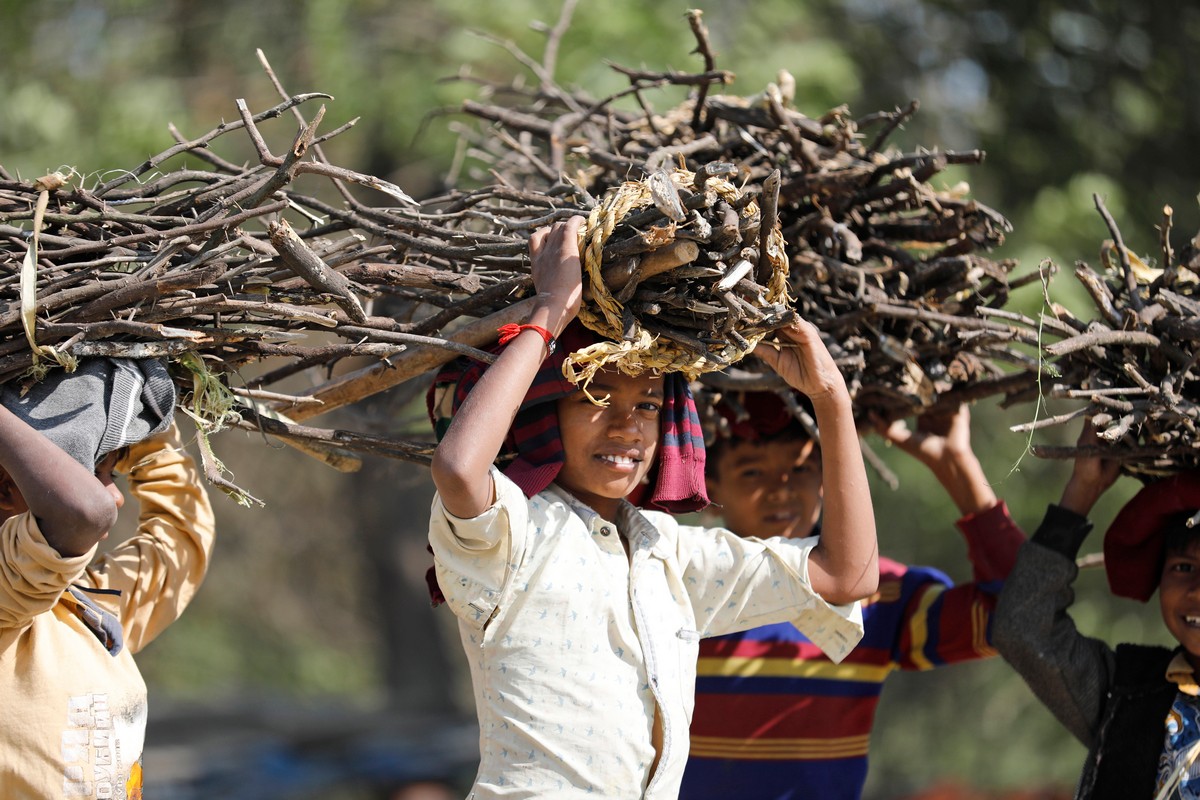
[1104,471,1200,601]
[710,389,813,443]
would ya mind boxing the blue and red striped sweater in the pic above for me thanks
[680,501,1025,800]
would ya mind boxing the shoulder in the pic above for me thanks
[637,507,678,532]
[886,557,954,589]
[1113,643,1178,682]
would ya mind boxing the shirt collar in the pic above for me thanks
[547,484,662,550]
[1167,651,1200,696]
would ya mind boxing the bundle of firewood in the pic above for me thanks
[1011,195,1200,478]
[0,11,1033,502]
[0,78,529,501]
[446,9,1029,422]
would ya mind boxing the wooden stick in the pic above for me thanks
[279,297,537,421]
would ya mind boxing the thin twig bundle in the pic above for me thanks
[1015,195,1200,478]
[445,8,1024,421]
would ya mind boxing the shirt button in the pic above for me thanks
[599,526,612,537]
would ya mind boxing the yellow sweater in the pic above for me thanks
[0,424,215,800]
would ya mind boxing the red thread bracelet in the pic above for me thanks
[497,323,557,355]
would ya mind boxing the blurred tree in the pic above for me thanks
[805,0,1200,257]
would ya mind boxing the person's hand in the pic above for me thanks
[528,216,585,336]
[1059,420,1122,516]
[879,404,971,473]
[754,320,847,406]
[878,403,997,516]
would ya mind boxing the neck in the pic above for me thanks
[583,495,621,522]
[560,486,621,522]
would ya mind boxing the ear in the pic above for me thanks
[0,474,22,517]
[705,474,722,505]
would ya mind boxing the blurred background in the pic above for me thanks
[3,0,1198,796]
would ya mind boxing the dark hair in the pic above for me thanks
[1163,511,1200,557]
[704,420,817,479]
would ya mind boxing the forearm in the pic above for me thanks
[0,406,115,555]
[809,392,878,603]
[993,505,1113,745]
[932,447,997,516]
[121,426,215,557]
[957,500,1026,583]
[432,298,573,518]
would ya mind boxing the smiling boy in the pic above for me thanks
[995,425,1200,798]
[426,217,878,799]
[680,395,1026,800]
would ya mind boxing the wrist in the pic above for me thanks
[528,297,577,338]
[1059,481,1102,517]
[498,323,557,356]
[806,381,851,415]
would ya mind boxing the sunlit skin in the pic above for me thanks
[1160,538,1200,673]
[554,370,663,522]
[0,450,124,522]
[708,438,823,540]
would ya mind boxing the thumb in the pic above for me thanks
[753,339,784,373]
[882,419,925,454]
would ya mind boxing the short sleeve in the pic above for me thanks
[676,522,864,663]
[428,467,529,631]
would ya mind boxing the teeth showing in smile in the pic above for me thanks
[599,454,637,466]
[1187,616,1200,625]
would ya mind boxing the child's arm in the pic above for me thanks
[992,422,1122,746]
[0,404,116,556]
[431,217,584,519]
[873,404,1029,668]
[1056,422,1122,519]
[755,321,878,604]
[883,403,1025,580]
[881,403,996,516]
[83,423,215,653]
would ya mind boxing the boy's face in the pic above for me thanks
[554,370,663,519]
[1160,539,1200,670]
[708,438,822,540]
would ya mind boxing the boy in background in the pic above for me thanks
[426,217,878,799]
[0,358,215,799]
[681,393,1025,800]
[995,426,1200,798]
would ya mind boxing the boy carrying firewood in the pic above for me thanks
[0,358,215,799]
[425,217,878,799]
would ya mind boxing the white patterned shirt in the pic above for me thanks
[429,468,863,799]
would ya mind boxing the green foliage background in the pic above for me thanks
[3,0,1195,796]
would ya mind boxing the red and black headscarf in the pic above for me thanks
[424,322,708,606]
[426,320,708,514]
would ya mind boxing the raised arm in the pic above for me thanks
[755,320,878,604]
[1056,422,1122,519]
[880,403,997,516]
[0,404,116,556]
[430,217,585,519]
[87,423,216,652]
[992,422,1123,745]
